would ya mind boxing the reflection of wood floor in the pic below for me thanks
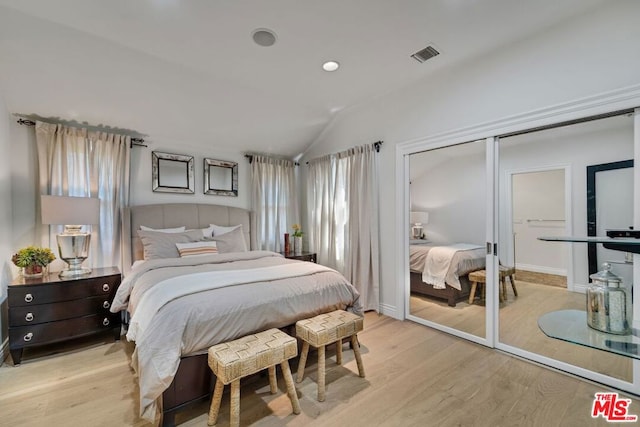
[410,278,632,382]
[0,312,636,426]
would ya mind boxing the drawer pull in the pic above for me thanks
[103,318,110,326]
[102,283,110,292]
[25,313,34,322]
[103,301,110,309]
[24,293,33,303]
[23,332,33,342]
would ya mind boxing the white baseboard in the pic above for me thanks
[379,303,400,319]
[516,263,567,277]
[572,283,589,294]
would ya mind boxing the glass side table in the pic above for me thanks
[538,310,640,360]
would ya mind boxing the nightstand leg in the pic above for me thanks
[10,348,23,365]
[113,326,121,341]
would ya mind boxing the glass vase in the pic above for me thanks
[293,236,302,255]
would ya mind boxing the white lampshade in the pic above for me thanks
[410,211,429,225]
[41,195,100,225]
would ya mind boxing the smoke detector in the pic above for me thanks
[252,29,277,47]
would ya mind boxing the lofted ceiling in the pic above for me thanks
[0,0,606,158]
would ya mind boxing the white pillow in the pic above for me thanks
[175,241,218,257]
[200,225,215,238]
[210,223,242,236]
[140,225,186,233]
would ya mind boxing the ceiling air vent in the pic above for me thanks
[410,45,440,63]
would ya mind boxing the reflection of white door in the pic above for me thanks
[512,169,567,279]
[596,167,633,285]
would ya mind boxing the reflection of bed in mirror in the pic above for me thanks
[409,243,486,307]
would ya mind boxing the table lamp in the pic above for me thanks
[41,195,100,277]
[410,211,429,239]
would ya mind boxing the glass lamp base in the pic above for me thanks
[56,232,91,278]
[59,267,92,277]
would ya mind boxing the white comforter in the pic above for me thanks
[410,244,485,290]
[111,251,361,422]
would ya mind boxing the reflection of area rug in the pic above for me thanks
[515,269,566,288]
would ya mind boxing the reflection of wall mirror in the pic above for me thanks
[152,151,195,194]
[204,158,238,196]
[586,159,633,275]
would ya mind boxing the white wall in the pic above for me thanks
[129,138,251,209]
[512,170,566,275]
[0,93,13,352]
[410,143,486,246]
[301,2,640,316]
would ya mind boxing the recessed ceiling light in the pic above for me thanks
[322,61,340,72]
[252,29,277,47]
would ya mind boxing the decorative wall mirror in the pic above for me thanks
[204,158,238,196]
[152,151,195,193]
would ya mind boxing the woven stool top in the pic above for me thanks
[208,328,297,384]
[468,270,486,282]
[296,310,363,347]
[469,267,514,283]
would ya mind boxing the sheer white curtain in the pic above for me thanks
[307,144,380,311]
[250,155,298,251]
[35,121,131,271]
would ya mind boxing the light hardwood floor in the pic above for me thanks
[0,311,637,426]
[410,277,633,382]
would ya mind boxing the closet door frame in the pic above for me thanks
[396,84,640,394]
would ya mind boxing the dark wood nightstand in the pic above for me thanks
[8,267,121,365]
[280,251,317,263]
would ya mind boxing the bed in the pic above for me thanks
[113,203,362,426]
[409,243,486,307]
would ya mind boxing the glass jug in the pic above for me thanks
[586,262,631,335]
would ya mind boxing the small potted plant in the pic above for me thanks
[12,246,56,278]
[292,224,303,255]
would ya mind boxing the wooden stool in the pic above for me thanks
[207,329,301,427]
[500,265,518,300]
[295,310,365,402]
[468,267,518,304]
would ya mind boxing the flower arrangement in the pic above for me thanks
[12,246,56,276]
[292,224,303,237]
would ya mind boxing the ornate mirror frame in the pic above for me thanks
[204,158,238,196]
[152,151,195,194]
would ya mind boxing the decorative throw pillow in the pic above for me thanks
[137,229,204,259]
[175,241,218,257]
[210,223,242,236]
[140,225,186,233]
[209,225,247,253]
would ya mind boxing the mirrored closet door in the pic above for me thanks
[407,140,492,341]
[496,113,635,385]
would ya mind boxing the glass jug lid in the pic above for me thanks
[590,262,622,286]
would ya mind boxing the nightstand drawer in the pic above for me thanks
[9,296,115,327]
[9,313,119,349]
[8,275,119,307]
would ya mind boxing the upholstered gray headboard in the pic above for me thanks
[123,203,252,270]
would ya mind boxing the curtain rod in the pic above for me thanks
[305,140,383,164]
[16,117,147,148]
[244,154,300,166]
